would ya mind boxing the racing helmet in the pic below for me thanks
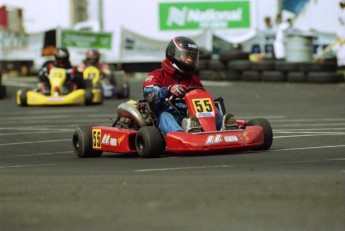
[54,47,70,67]
[85,48,100,65]
[166,36,199,75]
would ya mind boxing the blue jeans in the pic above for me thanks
[157,109,223,134]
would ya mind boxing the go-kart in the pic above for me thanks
[16,66,103,106]
[72,87,273,158]
[101,70,130,99]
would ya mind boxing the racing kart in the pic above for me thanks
[72,87,273,158]
[101,70,130,99]
[16,66,103,106]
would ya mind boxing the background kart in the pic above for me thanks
[72,87,273,158]
[16,66,103,106]
[101,70,130,99]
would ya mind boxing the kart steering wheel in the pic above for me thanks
[186,86,206,92]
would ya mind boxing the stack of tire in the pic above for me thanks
[197,49,344,83]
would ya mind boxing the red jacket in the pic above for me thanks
[143,59,203,89]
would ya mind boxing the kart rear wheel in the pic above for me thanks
[247,118,273,150]
[85,89,93,105]
[72,125,103,158]
[135,126,165,158]
[18,90,28,106]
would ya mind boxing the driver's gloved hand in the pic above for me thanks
[168,84,187,98]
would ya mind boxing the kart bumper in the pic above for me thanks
[16,89,102,106]
[165,126,264,154]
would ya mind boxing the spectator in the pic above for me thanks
[273,13,293,60]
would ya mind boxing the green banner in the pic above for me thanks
[159,1,250,30]
[61,30,112,49]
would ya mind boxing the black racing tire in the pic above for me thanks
[198,70,221,81]
[72,125,103,158]
[117,81,130,99]
[220,70,241,81]
[247,118,273,150]
[197,59,209,70]
[275,61,299,72]
[299,62,337,72]
[286,71,307,82]
[241,71,261,81]
[262,71,286,82]
[219,50,249,62]
[135,126,165,158]
[250,61,275,71]
[85,89,93,105]
[18,89,28,106]
[307,72,344,83]
[227,60,251,71]
[208,59,225,70]
[0,85,6,99]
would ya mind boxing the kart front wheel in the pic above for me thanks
[247,118,273,150]
[72,125,103,158]
[135,126,165,158]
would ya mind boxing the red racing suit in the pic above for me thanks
[143,59,203,119]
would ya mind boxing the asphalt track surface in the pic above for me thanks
[1,76,345,231]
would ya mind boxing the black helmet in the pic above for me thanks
[166,36,199,75]
[55,47,70,67]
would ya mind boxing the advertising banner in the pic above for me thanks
[159,1,250,30]
[60,29,112,49]
[119,27,212,62]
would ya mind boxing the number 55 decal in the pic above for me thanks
[92,129,101,148]
[192,98,214,112]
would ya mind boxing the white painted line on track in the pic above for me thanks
[0,164,59,169]
[274,134,345,138]
[0,139,70,146]
[135,145,345,172]
[135,157,345,173]
[269,144,345,151]
[0,130,72,136]
[0,151,71,158]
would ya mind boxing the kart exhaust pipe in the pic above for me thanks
[116,102,146,127]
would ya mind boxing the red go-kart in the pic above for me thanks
[72,87,273,158]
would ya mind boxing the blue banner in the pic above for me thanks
[281,0,309,14]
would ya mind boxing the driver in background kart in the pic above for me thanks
[38,47,81,95]
[142,36,237,134]
[77,48,111,77]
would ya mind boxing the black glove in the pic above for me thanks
[168,84,187,98]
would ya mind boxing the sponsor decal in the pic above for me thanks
[205,134,223,145]
[47,97,64,102]
[110,138,117,146]
[224,135,239,142]
[145,75,154,82]
[196,112,215,117]
[102,134,111,145]
[118,135,125,146]
[205,134,239,145]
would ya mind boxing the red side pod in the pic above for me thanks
[165,126,264,154]
[92,126,137,153]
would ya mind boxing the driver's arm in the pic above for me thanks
[143,86,169,108]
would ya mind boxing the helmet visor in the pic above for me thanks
[174,49,199,70]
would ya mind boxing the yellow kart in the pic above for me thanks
[17,66,103,106]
